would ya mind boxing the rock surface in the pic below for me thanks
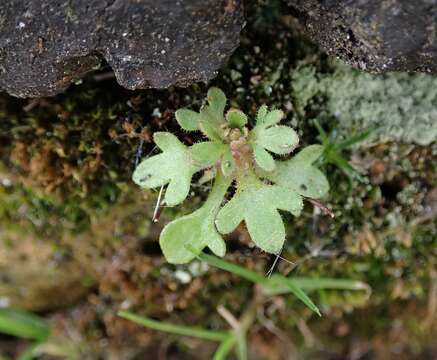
[0,0,243,98]
[287,0,437,73]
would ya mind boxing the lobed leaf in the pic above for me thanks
[256,104,268,124]
[193,87,228,141]
[132,132,195,206]
[159,174,231,264]
[207,87,227,120]
[266,145,329,198]
[256,125,299,155]
[174,87,227,141]
[257,109,283,128]
[199,107,224,141]
[215,181,303,254]
[251,107,299,160]
[175,109,201,131]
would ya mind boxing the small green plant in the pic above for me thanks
[314,119,375,182]
[133,88,329,264]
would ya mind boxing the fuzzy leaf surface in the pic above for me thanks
[190,142,226,168]
[251,107,299,159]
[196,87,227,141]
[160,174,231,264]
[132,132,195,206]
[257,109,283,127]
[207,87,227,119]
[257,125,299,155]
[175,109,201,131]
[253,144,275,171]
[221,148,236,177]
[215,181,303,254]
[267,145,329,198]
[226,109,248,129]
[256,104,268,124]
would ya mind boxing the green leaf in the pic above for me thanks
[132,132,195,206]
[313,119,329,145]
[175,109,201,131]
[226,109,248,129]
[0,308,50,341]
[267,145,329,199]
[292,143,325,164]
[267,276,321,316]
[215,180,303,254]
[160,173,231,264]
[118,311,228,342]
[235,333,248,360]
[174,88,227,140]
[213,335,237,360]
[256,105,268,124]
[335,128,376,150]
[220,149,235,177]
[193,251,321,316]
[190,142,226,168]
[207,87,227,119]
[198,108,223,141]
[160,208,226,263]
[256,125,299,155]
[251,108,299,158]
[197,87,227,141]
[18,342,45,360]
[253,144,275,172]
[258,109,283,127]
[329,153,366,182]
[263,276,371,296]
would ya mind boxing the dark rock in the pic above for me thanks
[0,0,243,98]
[286,0,437,73]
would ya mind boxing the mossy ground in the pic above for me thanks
[0,1,436,359]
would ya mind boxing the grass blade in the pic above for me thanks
[268,275,321,316]
[235,333,248,360]
[313,119,329,145]
[263,277,371,296]
[335,126,378,150]
[118,311,229,342]
[213,335,237,360]
[18,341,43,360]
[331,154,365,181]
[193,251,321,316]
[0,308,50,341]
[195,251,266,284]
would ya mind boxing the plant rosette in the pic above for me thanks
[133,88,329,264]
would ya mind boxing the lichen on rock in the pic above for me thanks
[292,62,437,145]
